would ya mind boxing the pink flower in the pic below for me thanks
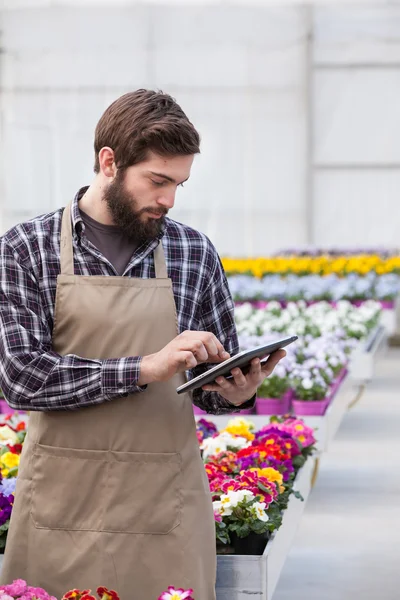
[158,587,194,600]
[213,510,222,523]
[0,594,15,600]
[0,578,28,596]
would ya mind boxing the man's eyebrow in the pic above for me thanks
[148,171,189,185]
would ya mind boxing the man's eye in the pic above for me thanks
[151,180,164,187]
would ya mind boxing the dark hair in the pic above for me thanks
[94,89,200,173]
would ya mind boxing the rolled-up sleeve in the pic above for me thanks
[191,253,255,415]
[0,239,145,411]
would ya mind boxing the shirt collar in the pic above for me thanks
[70,186,167,241]
[71,186,88,236]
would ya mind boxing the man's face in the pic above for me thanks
[103,152,194,243]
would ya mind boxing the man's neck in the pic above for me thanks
[78,180,114,226]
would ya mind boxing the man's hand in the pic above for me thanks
[201,350,286,406]
[138,331,230,385]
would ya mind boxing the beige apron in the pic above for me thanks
[1,203,216,600]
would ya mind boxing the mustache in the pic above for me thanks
[142,207,168,217]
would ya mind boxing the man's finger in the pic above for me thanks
[261,349,286,373]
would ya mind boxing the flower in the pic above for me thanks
[96,587,120,600]
[253,502,269,522]
[0,452,20,478]
[158,587,194,600]
[0,579,57,600]
[221,418,255,442]
[200,436,227,460]
[0,492,13,527]
[196,419,218,441]
[250,467,284,493]
[1,579,27,596]
[0,425,18,444]
[301,378,313,390]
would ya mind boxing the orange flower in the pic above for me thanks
[16,422,26,431]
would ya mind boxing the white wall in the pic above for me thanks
[312,5,400,247]
[0,2,399,255]
[0,3,310,254]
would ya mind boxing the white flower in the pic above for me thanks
[253,502,269,522]
[229,489,255,504]
[212,500,223,515]
[301,378,313,390]
[217,495,234,516]
[218,431,249,450]
[201,436,227,459]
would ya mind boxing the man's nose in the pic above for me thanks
[157,192,175,210]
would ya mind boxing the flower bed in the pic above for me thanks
[222,255,400,278]
[227,273,400,304]
[197,416,316,556]
[233,300,378,416]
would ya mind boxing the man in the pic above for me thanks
[0,90,284,599]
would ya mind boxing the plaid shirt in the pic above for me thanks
[0,188,251,415]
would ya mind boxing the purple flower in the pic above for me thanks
[0,477,17,497]
[261,458,295,482]
[0,492,13,527]
[196,418,218,440]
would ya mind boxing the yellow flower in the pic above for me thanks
[223,417,255,441]
[222,254,400,277]
[250,467,284,493]
[1,451,20,477]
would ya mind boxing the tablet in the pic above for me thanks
[176,335,298,395]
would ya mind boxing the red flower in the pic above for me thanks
[81,595,96,600]
[7,444,23,454]
[204,463,222,480]
[16,422,26,432]
[97,586,120,600]
[62,590,91,599]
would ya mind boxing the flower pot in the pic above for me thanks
[0,399,24,415]
[230,531,270,555]
[238,407,254,415]
[256,389,292,415]
[193,405,208,416]
[292,398,329,416]
[327,368,348,402]
[380,300,395,310]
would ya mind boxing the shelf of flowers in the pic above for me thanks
[194,300,382,450]
[223,253,400,337]
[197,417,317,600]
[0,412,316,600]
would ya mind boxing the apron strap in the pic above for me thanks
[154,242,168,279]
[60,199,168,279]
[60,201,74,276]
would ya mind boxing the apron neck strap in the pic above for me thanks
[60,201,75,276]
[154,241,168,278]
[60,200,168,279]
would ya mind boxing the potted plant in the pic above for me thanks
[255,366,292,415]
[291,375,330,416]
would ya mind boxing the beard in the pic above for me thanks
[103,170,167,244]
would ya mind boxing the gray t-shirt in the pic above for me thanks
[80,210,137,276]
